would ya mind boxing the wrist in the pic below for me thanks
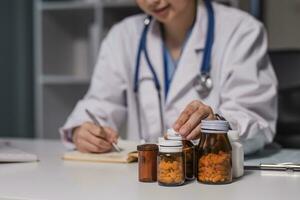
[71,127,80,143]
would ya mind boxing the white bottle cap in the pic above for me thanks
[158,137,183,153]
[201,120,229,133]
[228,130,240,141]
[158,137,182,146]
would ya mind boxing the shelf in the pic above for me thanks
[34,0,143,138]
[40,1,97,11]
[42,5,95,29]
[41,75,90,85]
[102,1,137,8]
[268,48,300,52]
[41,7,97,77]
[102,6,142,31]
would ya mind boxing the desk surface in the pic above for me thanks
[0,139,299,200]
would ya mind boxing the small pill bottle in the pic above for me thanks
[137,144,158,182]
[158,137,185,186]
[228,130,244,178]
[197,120,232,184]
[165,129,195,180]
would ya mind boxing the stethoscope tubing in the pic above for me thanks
[134,0,214,141]
[201,0,215,75]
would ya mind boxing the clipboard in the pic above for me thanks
[244,148,300,171]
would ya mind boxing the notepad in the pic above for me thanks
[62,140,139,163]
[0,141,39,163]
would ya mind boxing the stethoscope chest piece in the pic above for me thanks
[144,17,151,26]
[194,73,213,97]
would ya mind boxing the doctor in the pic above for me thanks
[60,0,277,154]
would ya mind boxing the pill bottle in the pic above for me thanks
[228,130,244,178]
[137,144,158,182]
[165,129,195,180]
[158,137,185,186]
[197,120,232,184]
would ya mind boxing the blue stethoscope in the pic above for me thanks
[134,0,215,142]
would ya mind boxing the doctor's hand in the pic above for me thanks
[72,122,119,153]
[173,100,216,140]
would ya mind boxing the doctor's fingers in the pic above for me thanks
[84,130,112,150]
[178,105,214,137]
[103,127,119,144]
[77,138,111,153]
[76,139,100,153]
[76,130,112,153]
[173,101,201,131]
[82,122,107,138]
[185,124,201,140]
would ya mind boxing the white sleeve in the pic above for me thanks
[218,18,278,155]
[59,25,128,148]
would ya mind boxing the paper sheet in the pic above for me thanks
[0,141,38,163]
[62,140,139,163]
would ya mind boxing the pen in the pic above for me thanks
[85,109,121,152]
[259,163,300,171]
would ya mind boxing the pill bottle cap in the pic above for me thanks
[201,120,229,133]
[158,137,183,153]
[158,137,182,146]
[137,144,158,151]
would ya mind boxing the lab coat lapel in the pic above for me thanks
[166,3,207,106]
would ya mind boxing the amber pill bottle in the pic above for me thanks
[182,140,195,180]
[197,120,232,184]
[157,138,185,186]
[165,129,195,181]
[137,144,158,182]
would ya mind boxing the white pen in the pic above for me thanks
[85,109,121,152]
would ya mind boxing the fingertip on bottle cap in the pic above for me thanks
[165,128,182,140]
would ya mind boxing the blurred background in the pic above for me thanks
[0,0,299,148]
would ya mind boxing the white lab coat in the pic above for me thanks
[60,2,277,154]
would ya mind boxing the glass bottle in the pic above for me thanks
[165,129,195,180]
[137,144,158,182]
[158,138,185,186]
[183,140,195,180]
[197,120,232,184]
